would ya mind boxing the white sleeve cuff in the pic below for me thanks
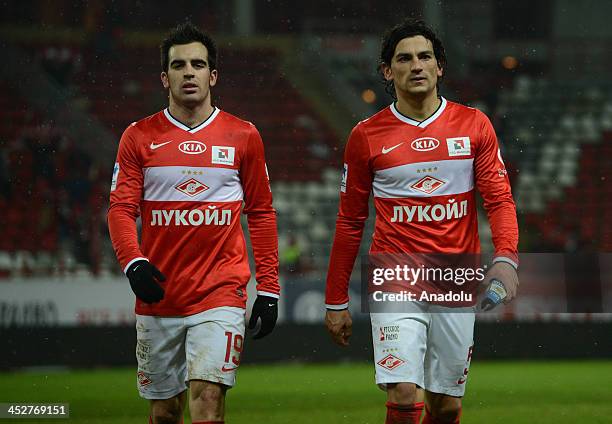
[257,291,280,299]
[493,256,518,270]
[325,302,349,310]
[123,257,149,275]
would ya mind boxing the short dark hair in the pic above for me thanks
[160,22,217,72]
[379,19,446,97]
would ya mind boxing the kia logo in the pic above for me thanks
[179,141,207,155]
[411,137,440,152]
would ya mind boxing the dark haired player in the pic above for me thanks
[325,19,519,424]
[108,22,279,424]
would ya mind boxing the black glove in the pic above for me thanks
[126,260,166,304]
[248,295,278,339]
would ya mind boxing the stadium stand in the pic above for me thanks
[502,77,612,251]
[0,77,112,277]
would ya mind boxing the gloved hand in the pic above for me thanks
[126,260,166,304]
[248,295,278,339]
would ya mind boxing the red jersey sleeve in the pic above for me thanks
[474,110,519,268]
[107,124,147,273]
[241,125,280,297]
[325,124,372,309]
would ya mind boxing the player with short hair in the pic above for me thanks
[325,19,519,424]
[108,22,279,424]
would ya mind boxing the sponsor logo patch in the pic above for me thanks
[377,354,405,370]
[446,137,471,156]
[175,178,209,197]
[341,163,348,193]
[379,325,400,341]
[212,146,235,165]
[411,137,440,152]
[411,175,445,194]
[111,162,119,191]
[179,140,207,155]
[390,199,468,223]
[136,339,151,364]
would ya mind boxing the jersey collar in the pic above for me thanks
[163,107,220,133]
[390,96,447,128]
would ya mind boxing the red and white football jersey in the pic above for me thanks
[108,107,279,316]
[326,98,519,308]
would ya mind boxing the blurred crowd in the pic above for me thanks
[0,123,111,277]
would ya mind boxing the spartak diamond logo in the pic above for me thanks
[377,354,405,370]
[175,178,209,197]
[411,175,445,194]
[137,371,152,387]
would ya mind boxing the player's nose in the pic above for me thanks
[410,59,423,72]
[183,64,196,76]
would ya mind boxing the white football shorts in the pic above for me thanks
[371,302,475,397]
[135,306,246,400]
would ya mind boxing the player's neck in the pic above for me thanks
[168,101,214,129]
[395,91,441,122]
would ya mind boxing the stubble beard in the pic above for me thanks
[170,86,209,110]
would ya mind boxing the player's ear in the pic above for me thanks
[380,62,393,81]
[161,71,170,89]
[209,69,218,87]
[437,63,443,78]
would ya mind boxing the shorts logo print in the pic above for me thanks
[379,325,400,341]
[377,354,405,370]
[137,371,152,387]
[136,339,151,364]
[221,364,239,372]
[457,368,469,385]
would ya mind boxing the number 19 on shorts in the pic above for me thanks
[224,331,243,369]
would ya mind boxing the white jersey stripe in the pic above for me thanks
[143,166,243,202]
[373,158,474,198]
